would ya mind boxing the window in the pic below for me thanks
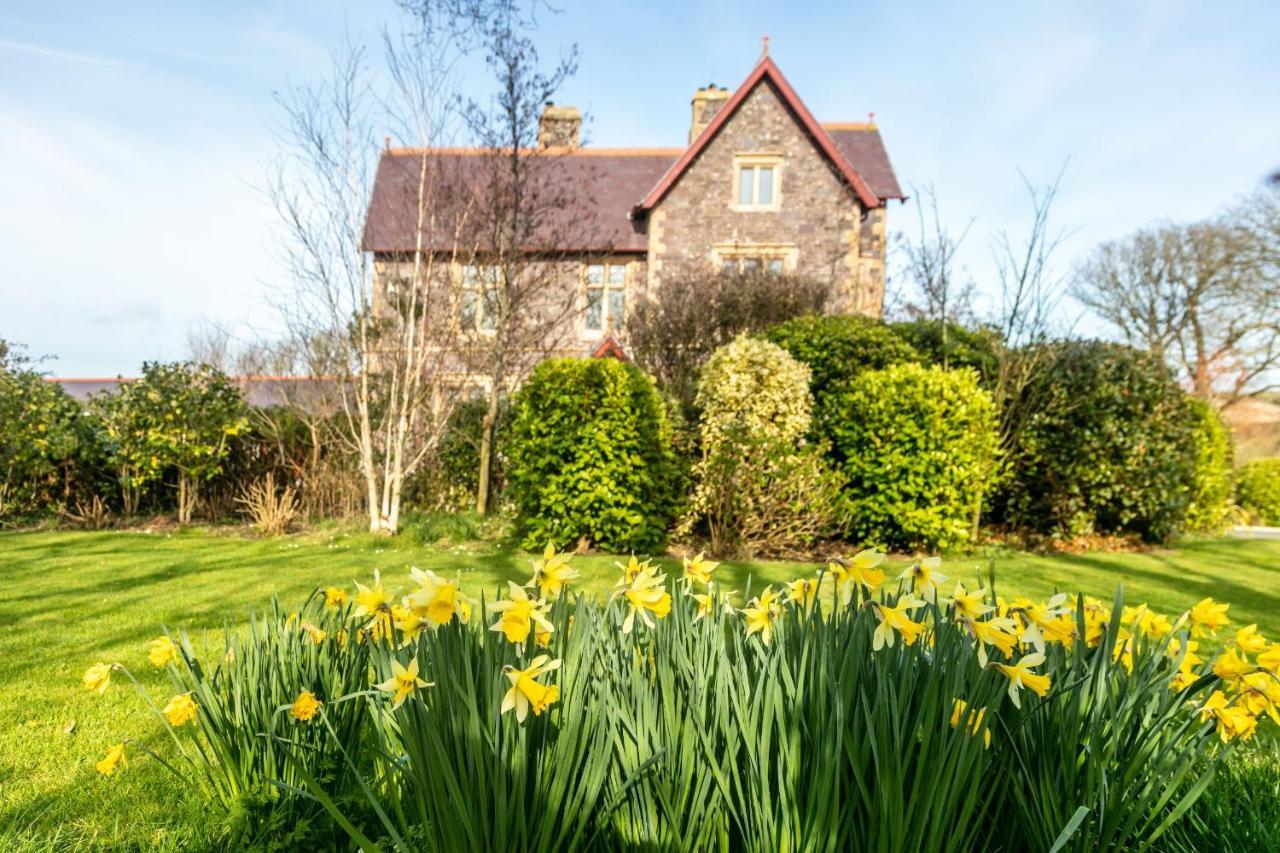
[713,243,794,275]
[459,264,499,332]
[733,154,782,210]
[583,262,627,333]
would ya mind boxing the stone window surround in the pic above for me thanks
[579,259,630,337]
[710,241,798,274]
[457,262,500,336]
[731,152,783,211]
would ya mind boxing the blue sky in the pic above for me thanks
[2,1,1278,376]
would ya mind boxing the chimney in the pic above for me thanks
[689,83,730,143]
[538,102,581,149]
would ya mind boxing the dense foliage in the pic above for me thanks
[763,314,921,401]
[890,319,1001,382]
[626,269,830,413]
[996,341,1200,543]
[405,397,510,512]
[506,358,679,551]
[823,363,999,550]
[82,551,1275,851]
[1236,458,1280,525]
[1182,397,1235,533]
[682,336,846,556]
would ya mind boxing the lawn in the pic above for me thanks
[1,527,1278,849]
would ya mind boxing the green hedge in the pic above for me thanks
[763,315,921,400]
[823,363,999,550]
[506,358,679,551]
[997,341,1198,543]
[1236,458,1280,525]
[1183,397,1234,533]
[890,320,1001,383]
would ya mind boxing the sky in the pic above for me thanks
[2,1,1278,376]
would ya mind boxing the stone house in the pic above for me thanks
[362,51,903,368]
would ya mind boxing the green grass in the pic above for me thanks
[1,527,1278,849]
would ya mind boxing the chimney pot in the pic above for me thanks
[538,103,581,149]
[689,83,731,143]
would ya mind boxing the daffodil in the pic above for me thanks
[1122,604,1173,639]
[614,565,672,634]
[148,636,177,669]
[1240,671,1280,724]
[1199,690,1258,743]
[1213,646,1254,685]
[352,570,394,633]
[692,583,734,622]
[947,582,992,621]
[1014,594,1075,652]
[375,657,432,708]
[323,586,348,608]
[963,615,1020,666]
[529,544,579,599]
[392,605,428,645]
[489,582,555,644]
[899,556,947,602]
[291,690,322,722]
[408,568,464,625]
[96,743,126,775]
[615,554,650,585]
[992,652,1051,708]
[1234,624,1268,654]
[950,699,992,748]
[162,693,198,727]
[1260,643,1280,673]
[785,577,820,612]
[869,595,927,650]
[827,548,885,605]
[743,587,783,645]
[681,552,719,588]
[1188,597,1230,637]
[1079,596,1110,647]
[501,655,561,722]
[83,662,114,695]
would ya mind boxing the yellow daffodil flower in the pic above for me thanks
[489,582,555,645]
[948,582,992,621]
[1188,598,1230,637]
[1199,690,1258,743]
[681,552,719,588]
[992,652,1051,709]
[1122,604,1173,639]
[408,568,465,626]
[162,693,198,727]
[869,595,927,650]
[96,743,126,775]
[785,577,820,612]
[83,662,114,695]
[899,556,947,602]
[392,605,428,645]
[352,570,394,633]
[1015,594,1076,652]
[1260,643,1280,673]
[827,548,885,606]
[615,554,651,585]
[950,699,992,748]
[743,587,783,645]
[501,655,561,722]
[964,615,1020,667]
[529,544,579,599]
[1234,624,1268,655]
[614,564,672,634]
[692,583,735,622]
[1213,647,1254,685]
[323,586,348,608]
[1240,671,1280,724]
[299,622,326,645]
[148,636,177,669]
[375,657,432,708]
[291,690,322,722]
[1113,636,1134,675]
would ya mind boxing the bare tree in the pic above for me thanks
[896,184,977,328]
[1074,193,1280,407]
[268,17,473,534]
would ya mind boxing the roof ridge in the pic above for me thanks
[822,122,878,131]
[385,146,685,157]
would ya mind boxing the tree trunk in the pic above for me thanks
[177,473,196,525]
[475,385,501,515]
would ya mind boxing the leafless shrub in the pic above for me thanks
[237,473,299,536]
[63,495,112,531]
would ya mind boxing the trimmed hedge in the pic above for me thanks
[763,315,921,400]
[1236,458,1280,526]
[997,341,1198,543]
[1183,397,1234,533]
[823,363,999,551]
[506,357,679,551]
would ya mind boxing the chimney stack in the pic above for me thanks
[538,102,581,149]
[689,83,730,143]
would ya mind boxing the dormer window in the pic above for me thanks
[733,154,782,211]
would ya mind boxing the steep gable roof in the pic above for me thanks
[824,124,905,201]
[634,56,882,212]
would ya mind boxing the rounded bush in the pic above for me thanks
[506,358,678,552]
[824,363,999,550]
[890,320,1001,383]
[695,334,812,448]
[997,341,1198,543]
[1183,397,1234,533]
[1236,458,1280,525]
[763,315,920,400]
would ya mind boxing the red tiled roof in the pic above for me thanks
[824,125,905,200]
[635,56,881,211]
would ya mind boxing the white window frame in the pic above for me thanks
[732,153,782,211]
[457,263,500,335]
[581,261,629,336]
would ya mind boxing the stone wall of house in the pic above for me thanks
[645,80,885,317]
